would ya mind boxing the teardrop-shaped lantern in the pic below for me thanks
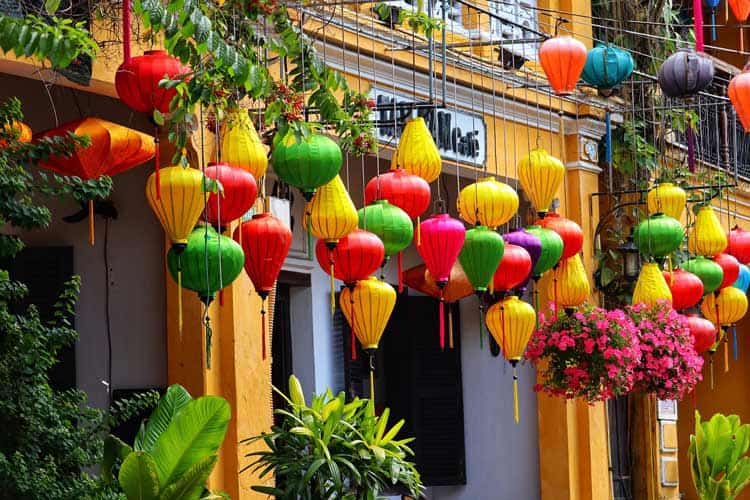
[492,243,533,293]
[485,295,536,422]
[146,166,205,251]
[686,313,716,354]
[729,64,750,132]
[518,149,565,217]
[689,206,728,257]
[525,225,564,278]
[715,253,741,290]
[632,262,672,307]
[216,109,268,179]
[305,175,358,246]
[663,268,704,310]
[683,256,725,295]
[657,48,715,98]
[457,177,519,228]
[581,44,634,93]
[729,0,750,21]
[734,263,750,293]
[647,182,687,220]
[315,229,385,286]
[537,213,584,260]
[702,286,749,325]
[392,117,442,183]
[538,36,588,95]
[548,254,590,309]
[502,229,540,292]
[728,225,750,263]
[271,133,342,200]
[357,200,414,259]
[115,50,190,114]
[204,163,257,229]
[459,226,505,294]
[633,213,684,259]
[364,169,431,220]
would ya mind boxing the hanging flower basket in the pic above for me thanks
[525,307,640,403]
[627,301,703,401]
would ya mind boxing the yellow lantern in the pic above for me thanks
[457,177,519,228]
[689,206,728,257]
[215,109,268,179]
[340,277,397,399]
[632,262,672,306]
[517,148,565,217]
[392,117,442,183]
[146,166,205,250]
[547,254,590,309]
[647,182,686,220]
[701,287,749,326]
[485,295,536,423]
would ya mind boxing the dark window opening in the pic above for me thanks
[608,396,633,500]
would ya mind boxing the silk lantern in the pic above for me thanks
[392,117,442,183]
[340,277,396,399]
[364,169,430,244]
[728,226,750,263]
[272,132,342,200]
[538,213,584,260]
[525,225,564,279]
[686,314,716,354]
[689,206,728,257]
[729,65,750,132]
[485,295,536,423]
[459,227,505,294]
[492,243,533,294]
[418,214,466,349]
[234,213,293,359]
[730,0,750,20]
[215,109,268,179]
[683,256,725,295]
[457,177,519,228]
[735,264,750,293]
[702,287,749,326]
[664,269,704,310]
[581,44,634,93]
[502,229,540,293]
[538,36,588,95]
[146,166,205,251]
[716,253,741,290]
[658,49,714,98]
[633,213,684,260]
[204,163,257,229]
[358,200,414,290]
[647,182,687,220]
[548,254,590,311]
[705,0,721,40]
[632,262,672,307]
[518,149,565,217]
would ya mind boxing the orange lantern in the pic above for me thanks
[729,63,750,132]
[538,36,588,95]
[0,121,31,147]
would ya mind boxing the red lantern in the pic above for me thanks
[538,36,588,95]
[315,229,385,286]
[418,213,466,349]
[233,213,292,359]
[729,0,750,21]
[685,314,716,354]
[663,269,704,311]
[204,162,257,229]
[115,50,189,114]
[729,65,750,132]
[715,252,741,290]
[492,243,533,293]
[537,213,584,259]
[728,225,750,264]
[365,169,431,219]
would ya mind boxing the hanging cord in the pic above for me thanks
[368,351,376,403]
[104,217,112,404]
[261,297,267,360]
[448,304,454,349]
[88,199,95,246]
[439,288,446,350]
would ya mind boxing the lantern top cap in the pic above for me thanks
[144,49,169,56]
[253,212,273,220]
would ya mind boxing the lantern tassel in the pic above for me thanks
[306,217,312,259]
[478,305,484,350]
[710,355,715,390]
[261,301,267,360]
[416,217,421,246]
[330,262,335,317]
[439,295,445,350]
[398,252,404,293]
[687,126,695,173]
[512,364,519,424]
[726,0,729,22]
[711,9,717,41]
[553,277,559,321]
[694,0,704,52]
[605,111,612,165]
[205,315,212,370]
[559,112,566,161]
[154,132,161,200]
[742,25,745,53]
[177,256,183,339]
[724,337,730,373]
[368,353,376,402]
[351,296,357,361]
[88,199,95,246]
[733,325,739,361]
[448,305,454,349]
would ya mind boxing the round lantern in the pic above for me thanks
[315,229,384,287]
[548,254,590,309]
[729,64,750,132]
[657,48,714,98]
[459,226,505,294]
[492,243,533,293]
[686,314,716,354]
[146,166,205,251]
[485,295,536,422]
[581,44,634,93]
[392,117,442,183]
[683,256,724,295]
[647,182,687,220]
[204,163,257,229]
[632,262,672,307]
[538,36,588,95]
[715,253,741,290]
[357,200,414,259]
[271,133,342,200]
[364,169,431,220]
[502,229,541,292]
[702,286,749,326]
[115,50,189,114]
[728,226,750,263]
[305,175,358,246]
[215,109,268,179]
[688,206,728,257]
[457,177,519,228]
[735,263,750,293]
[633,213,684,259]
[525,225,564,278]
[0,121,31,146]
[518,149,565,217]
[538,213,584,259]
[663,268,704,310]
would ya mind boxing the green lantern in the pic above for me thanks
[633,213,684,259]
[525,225,563,278]
[357,200,413,260]
[459,226,505,293]
[683,256,724,295]
[271,132,342,200]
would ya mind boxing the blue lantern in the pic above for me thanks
[734,263,750,293]
[705,0,720,40]
[581,44,634,93]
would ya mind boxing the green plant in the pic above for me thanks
[689,411,750,499]
[243,375,423,500]
[102,384,231,500]
[374,3,406,25]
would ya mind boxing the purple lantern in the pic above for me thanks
[502,229,541,292]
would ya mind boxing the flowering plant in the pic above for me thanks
[525,307,641,403]
[627,301,703,400]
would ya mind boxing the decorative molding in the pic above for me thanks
[565,160,602,175]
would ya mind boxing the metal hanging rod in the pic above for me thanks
[388,36,544,52]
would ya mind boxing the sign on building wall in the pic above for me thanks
[369,87,487,167]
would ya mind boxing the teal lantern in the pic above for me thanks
[459,226,505,294]
[525,225,564,278]
[734,263,750,293]
[633,213,684,260]
[581,44,634,93]
[683,256,724,295]
[271,132,342,200]
[357,200,413,260]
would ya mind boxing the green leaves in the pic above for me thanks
[119,452,160,500]
[135,384,192,452]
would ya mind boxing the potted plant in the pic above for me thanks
[243,375,423,499]
[525,307,641,403]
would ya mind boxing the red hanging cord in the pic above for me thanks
[122,0,131,62]
[154,132,161,199]
[261,300,267,360]
[439,291,445,350]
